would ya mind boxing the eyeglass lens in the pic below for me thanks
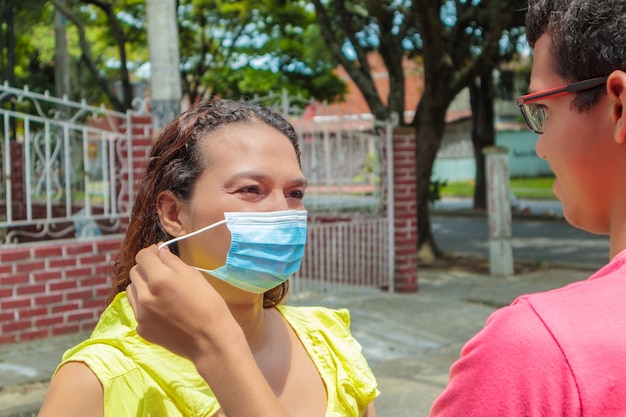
[521,103,547,134]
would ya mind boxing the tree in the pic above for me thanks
[9,0,346,115]
[51,0,145,111]
[1,0,56,91]
[309,0,526,255]
[177,0,346,104]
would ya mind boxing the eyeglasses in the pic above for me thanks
[515,76,608,134]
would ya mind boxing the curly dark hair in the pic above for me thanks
[109,100,301,308]
[526,0,626,110]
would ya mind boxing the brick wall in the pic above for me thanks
[0,236,123,344]
[0,114,153,345]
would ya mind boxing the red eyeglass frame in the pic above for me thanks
[515,76,608,105]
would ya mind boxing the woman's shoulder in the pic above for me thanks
[39,361,104,417]
[277,304,351,333]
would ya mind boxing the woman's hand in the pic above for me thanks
[126,244,290,417]
[126,244,239,361]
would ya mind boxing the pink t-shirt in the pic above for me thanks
[431,249,626,417]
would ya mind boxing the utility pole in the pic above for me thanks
[54,0,71,107]
[146,0,182,137]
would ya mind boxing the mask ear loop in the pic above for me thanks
[157,219,228,251]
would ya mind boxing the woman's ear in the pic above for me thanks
[607,70,626,144]
[156,191,189,237]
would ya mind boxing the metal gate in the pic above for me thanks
[290,115,395,294]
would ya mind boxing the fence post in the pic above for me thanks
[391,126,418,292]
[484,146,514,276]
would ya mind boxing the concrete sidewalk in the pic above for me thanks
[0,265,594,417]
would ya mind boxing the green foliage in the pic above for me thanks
[3,1,56,89]
[429,178,448,204]
[178,0,346,103]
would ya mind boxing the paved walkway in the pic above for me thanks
[0,265,594,417]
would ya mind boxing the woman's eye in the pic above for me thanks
[289,190,305,200]
[238,185,261,194]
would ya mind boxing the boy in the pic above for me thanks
[431,1,626,415]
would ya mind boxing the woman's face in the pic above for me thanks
[174,122,307,294]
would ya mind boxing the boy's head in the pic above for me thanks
[526,0,626,111]
[520,0,626,251]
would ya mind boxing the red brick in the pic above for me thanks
[79,276,108,287]
[0,334,16,344]
[15,261,45,273]
[34,246,64,258]
[65,267,93,278]
[0,312,15,322]
[3,320,32,333]
[51,303,80,314]
[67,311,95,322]
[16,284,46,296]
[0,264,12,274]
[35,294,64,306]
[66,289,95,301]
[0,249,31,262]
[18,307,47,319]
[48,258,78,269]
[0,274,29,286]
[49,280,77,292]
[95,239,122,252]
[79,254,107,265]
[83,299,107,311]
[33,270,64,282]
[35,315,64,327]
[65,245,94,256]
[1,298,31,310]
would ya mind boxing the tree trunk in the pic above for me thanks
[470,73,496,210]
[414,94,448,257]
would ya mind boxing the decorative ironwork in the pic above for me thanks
[0,82,138,246]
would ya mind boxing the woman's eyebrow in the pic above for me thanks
[225,172,308,187]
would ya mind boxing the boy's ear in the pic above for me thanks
[607,70,626,144]
[156,191,189,237]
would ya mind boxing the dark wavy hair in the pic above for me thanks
[526,0,626,111]
[109,100,301,307]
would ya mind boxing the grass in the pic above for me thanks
[440,176,557,199]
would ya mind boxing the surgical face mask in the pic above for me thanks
[159,210,307,294]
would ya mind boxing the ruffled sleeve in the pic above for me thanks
[278,305,379,417]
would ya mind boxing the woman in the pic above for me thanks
[37,100,378,417]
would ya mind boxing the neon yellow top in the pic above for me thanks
[58,292,379,417]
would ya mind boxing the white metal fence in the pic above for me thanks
[0,83,140,244]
